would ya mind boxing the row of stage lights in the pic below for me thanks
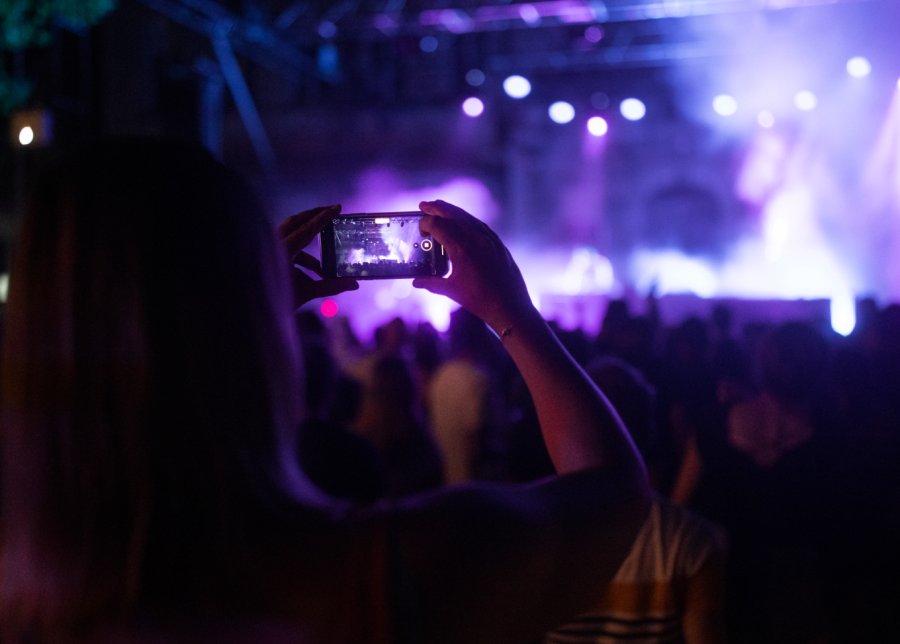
[458,55,899,136]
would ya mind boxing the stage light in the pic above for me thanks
[713,94,738,116]
[462,97,484,117]
[830,293,856,336]
[519,3,540,25]
[317,20,337,38]
[846,56,871,79]
[590,92,610,110]
[320,299,339,318]
[794,90,817,111]
[620,98,646,121]
[18,126,34,146]
[586,116,608,137]
[465,68,485,87]
[419,35,438,52]
[757,110,776,128]
[584,25,604,43]
[503,75,531,99]
[548,101,575,124]
[10,109,53,147]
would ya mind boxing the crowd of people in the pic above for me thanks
[1,136,897,643]
[1,138,651,643]
[301,281,900,643]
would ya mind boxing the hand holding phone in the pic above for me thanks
[413,200,535,335]
[278,205,360,306]
[320,211,450,280]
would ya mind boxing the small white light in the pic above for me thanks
[846,56,871,79]
[18,126,34,146]
[830,294,857,337]
[712,94,738,116]
[794,90,817,111]
[548,101,575,124]
[620,98,646,121]
[462,97,484,117]
[586,116,608,137]
[503,75,532,99]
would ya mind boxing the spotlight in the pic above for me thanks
[590,92,610,110]
[503,75,531,99]
[519,4,540,25]
[712,94,738,116]
[317,21,337,38]
[794,90,817,111]
[586,116,608,137]
[584,25,604,43]
[846,56,871,78]
[830,294,856,337]
[419,35,438,53]
[620,98,646,121]
[757,110,776,128]
[10,109,53,147]
[18,126,34,146]
[465,68,485,87]
[548,101,575,124]
[462,97,484,118]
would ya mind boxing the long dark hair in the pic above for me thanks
[0,139,312,639]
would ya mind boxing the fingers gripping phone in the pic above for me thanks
[320,211,450,279]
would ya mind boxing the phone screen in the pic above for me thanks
[320,212,449,279]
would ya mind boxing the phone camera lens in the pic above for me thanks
[421,239,433,251]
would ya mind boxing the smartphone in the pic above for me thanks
[320,211,450,279]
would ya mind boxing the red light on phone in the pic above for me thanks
[320,299,339,318]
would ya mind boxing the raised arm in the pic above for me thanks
[414,200,646,480]
[381,200,652,643]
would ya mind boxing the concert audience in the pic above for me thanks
[0,138,650,643]
[2,136,898,643]
[315,296,899,642]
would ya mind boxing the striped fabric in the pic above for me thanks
[545,498,725,644]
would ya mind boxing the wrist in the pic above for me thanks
[487,305,543,342]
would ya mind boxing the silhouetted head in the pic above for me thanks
[0,138,309,635]
[586,357,657,457]
[756,321,828,405]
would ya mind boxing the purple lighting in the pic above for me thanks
[584,25,604,43]
[462,97,485,117]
